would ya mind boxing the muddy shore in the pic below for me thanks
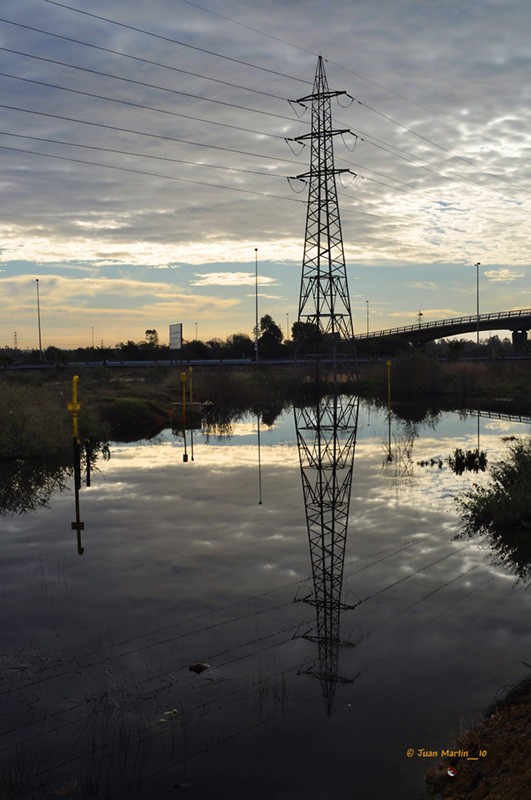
[426,672,531,799]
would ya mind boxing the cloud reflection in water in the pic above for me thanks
[1,406,530,799]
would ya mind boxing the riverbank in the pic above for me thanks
[1,356,530,459]
[425,671,531,799]
[358,353,531,404]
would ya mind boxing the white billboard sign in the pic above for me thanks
[169,323,183,350]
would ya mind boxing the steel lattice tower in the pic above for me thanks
[293,57,360,714]
[294,56,354,343]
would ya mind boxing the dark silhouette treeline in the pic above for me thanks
[1,314,522,368]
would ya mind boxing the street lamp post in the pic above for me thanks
[366,300,369,336]
[35,279,42,358]
[418,310,423,328]
[286,312,289,341]
[475,262,481,348]
[195,322,198,341]
[254,248,259,367]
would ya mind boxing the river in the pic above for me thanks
[1,400,530,799]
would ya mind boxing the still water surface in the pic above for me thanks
[1,401,530,799]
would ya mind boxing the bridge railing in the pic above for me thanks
[357,308,531,340]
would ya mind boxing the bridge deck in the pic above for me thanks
[357,308,531,341]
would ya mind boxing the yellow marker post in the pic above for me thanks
[67,374,82,494]
[67,375,81,438]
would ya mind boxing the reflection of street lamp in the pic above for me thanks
[366,300,369,335]
[418,310,423,328]
[474,262,481,348]
[35,279,42,358]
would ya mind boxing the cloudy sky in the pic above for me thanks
[1,0,530,349]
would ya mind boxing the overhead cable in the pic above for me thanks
[0,143,305,203]
[0,47,301,124]
[0,131,299,177]
[0,103,297,163]
[42,0,311,85]
[176,0,499,145]
[0,68,297,141]
[0,17,295,102]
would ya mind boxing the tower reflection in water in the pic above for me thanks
[291,53,361,715]
[295,387,360,715]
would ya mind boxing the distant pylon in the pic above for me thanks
[293,56,355,344]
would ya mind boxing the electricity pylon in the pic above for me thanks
[294,56,355,347]
[293,57,360,714]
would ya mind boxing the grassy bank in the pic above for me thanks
[0,364,307,460]
[1,356,530,461]
[359,352,531,402]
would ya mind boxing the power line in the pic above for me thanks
[0,143,305,203]
[0,123,400,220]
[0,25,518,200]
[176,0,499,148]
[349,95,518,189]
[42,0,311,85]
[0,47,301,124]
[178,0,317,57]
[336,135,512,198]
[0,16,296,102]
[4,8,517,200]
[0,538,422,704]
[0,67,297,142]
[330,61,499,146]
[0,103,296,163]
[0,130,299,177]
[0,128,410,202]
[0,66,476,199]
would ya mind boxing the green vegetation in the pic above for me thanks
[100,396,173,441]
[447,447,487,475]
[359,350,531,406]
[0,378,106,460]
[455,437,531,580]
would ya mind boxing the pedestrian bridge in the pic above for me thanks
[356,308,531,352]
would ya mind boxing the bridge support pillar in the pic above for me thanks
[512,330,528,355]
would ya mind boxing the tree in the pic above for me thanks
[259,314,283,342]
[44,345,68,365]
[182,339,211,360]
[257,314,283,357]
[144,329,159,348]
[456,438,531,580]
[206,338,225,359]
[446,339,466,361]
[225,333,254,359]
[115,340,142,359]
[292,321,320,353]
